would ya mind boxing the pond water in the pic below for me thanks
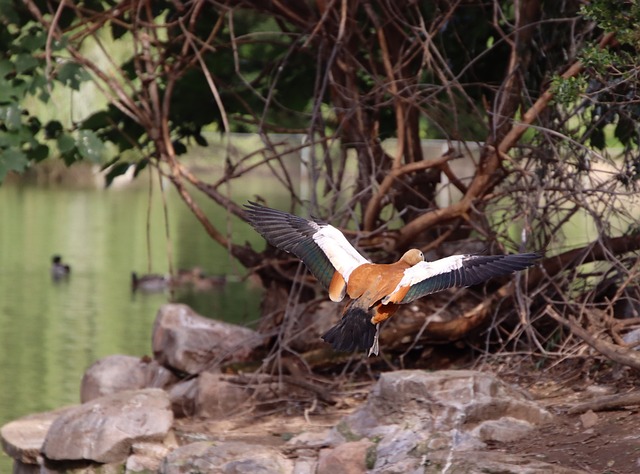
[0,172,270,468]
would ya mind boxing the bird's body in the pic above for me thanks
[51,255,71,279]
[245,202,540,355]
[131,272,170,292]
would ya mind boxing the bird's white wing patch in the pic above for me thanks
[387,255,466,297]
[312,224,369,281]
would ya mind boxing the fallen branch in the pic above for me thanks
[567,390,640,414]
[545,305,640,371]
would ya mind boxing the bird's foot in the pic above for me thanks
[368,324,380,357]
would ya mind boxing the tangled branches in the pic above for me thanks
[20,0,640,374]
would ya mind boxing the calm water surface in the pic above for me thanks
[0,177,266,468]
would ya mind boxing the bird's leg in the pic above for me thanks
[368,324,380,357]
[368,302,398,356]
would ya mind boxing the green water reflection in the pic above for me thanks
[0,179,265,466]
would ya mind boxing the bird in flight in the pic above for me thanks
[245,202,540,356]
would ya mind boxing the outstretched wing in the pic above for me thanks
[244,202,369,298]
[383,252,540,305]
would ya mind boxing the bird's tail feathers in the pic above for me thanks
[322,306,377,353]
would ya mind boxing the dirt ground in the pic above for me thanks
[492,372,640,474]
[173,364,640,474]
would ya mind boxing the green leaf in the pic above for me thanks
[61,149,79,166]
[81,110,111,130]
[0,148,28,182]
[111,21,128,40]
[0,79,16,103]
[614,116,635,145]
[0,0,20,23]
[104,162,131,186]
[27,116,41,134]
[0,59,15,79]
[0,104,22,131]
[57,62,89,90]
[18,30,46,52]
[194,134,208,147]
[590,128,606,150]
[57,133,75,154]
[134,158,148,177]
[76,130,104,163]
[45,120,64,139]
[27,144,49,162]
[14,54,39,74]
[0,130,24,148]
[173,140,187,155]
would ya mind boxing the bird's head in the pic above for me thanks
[400,249,424,266]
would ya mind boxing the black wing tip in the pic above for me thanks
[322,307,376,353]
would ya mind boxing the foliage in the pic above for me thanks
[0,3,107,180]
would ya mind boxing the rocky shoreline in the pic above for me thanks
[1,304,585,473]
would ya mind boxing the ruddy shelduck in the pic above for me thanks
[245,202,540,356]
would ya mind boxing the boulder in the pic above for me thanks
[152,304,263,374]
[1,407,74,465]
[194,372,252,418]
[42,388,173,463]
[168,378,198,418]
[339,370,554,472]
[422,450,587,474]
[81,354,177,403]
[160,440,293,474]
[167,372,252,418]
[126,436,178,473]
[317,438,376,474]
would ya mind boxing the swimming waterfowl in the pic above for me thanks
[131,272,170,292]
[245,202,540,356]
[51,255,71,279]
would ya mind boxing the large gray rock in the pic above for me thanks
[81,354,177,403]
[168,372,252,418]
[126,437,178,473]
[317,438,375,474]
[422,450,587,474]
[42,388,173,463]
[1,407,74,464]
[152,304,263,374]
[194,371,252,418]
[339,370,554,472]
[160,440,293,474]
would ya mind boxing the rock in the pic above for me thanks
[292,457,318,474]
[286,429,336,450]
[160,440,293,474]
[471,417,537,443]
[10,460,40,474]
[423,450,587,474]
[126,437,177,473]
[80,354,177,403]
[194,372,252,418]
[152,304,263,374]
[317,438,375,474]
[1,407,74,464]
[168,378,198,418]
[580,410,599,429]
[339,370,553,472]
[42,388,173,463]
[167,372,252,418]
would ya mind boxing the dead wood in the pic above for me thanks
[567,391,640,414]
[545,306,640,371]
